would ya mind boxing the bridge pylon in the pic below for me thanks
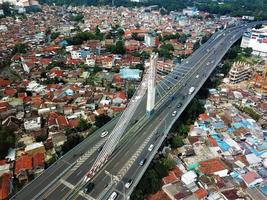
[146,53,158,117]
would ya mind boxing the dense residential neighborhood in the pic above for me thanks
[0,1,266,200]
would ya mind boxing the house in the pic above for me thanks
[113,91,127,105]
[24,142,46,156]
[24,117,41,132]
[33,153,45,175]
[245,154,262,167]
[2,116,22,131]
[241,171,263,187]
[199,158,229,177]
[181,171,197,185]
[0,173,10,200]
[194,187,208,200]
[56,115,69,129]
[15,155,33,183]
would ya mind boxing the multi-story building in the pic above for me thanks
[229,62,251,84]
[144,32,156,47]
[241,26,267,59]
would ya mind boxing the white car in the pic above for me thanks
[148,144,154,151]
[196,74,199,78]
[100,131,109,138]
[108,192,118,200]
[125,179,133,189]
[172,110,177,117]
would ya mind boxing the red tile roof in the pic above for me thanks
[207,136,218,147]
[56,115,69,129]
[162,171,178,185]
[221,189,240,200]
[4,88,17,96]
[33,153,44,168]
[15,155,33,175]
[69,119,79,129]
[113,74,123,84]
[18,92,27,99]
[0,79,11,88]
[199,113,209,121]
[116,91,126,100]
[194,188,208,199]
[0,173,10,200]
[242,171,260,185]
[199,158,227,175]
[147,190,171,200]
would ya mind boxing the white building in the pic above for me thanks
[24,117,41,131]
[241,26,267,58]
[71,50,81,59]
[229,62,251,84]
[182,7,199,16]
[181,171,197,185]
[144,33,156,47]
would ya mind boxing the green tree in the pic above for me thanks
[51,32,60,40]
[255,24,262,29]
[106,44,116,53]
[243,47,253,57]
[135,63,144,70]
[62,135,83,154]
[95,115,112,128]
[162,155,175,170]
[0,125,15,159]
[77,118,91,132]
[117,28,125,37]
[178,34,187,44]
[12,43,28,55]
[170,135,184,148]
[2,2,12,16]
[115,40,126,54]
[193,41,200,51]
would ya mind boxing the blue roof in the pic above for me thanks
[120,68,141,80]
[80,50,90,58]
[59,40,68,47]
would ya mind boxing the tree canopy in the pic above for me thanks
[0,125,16,159]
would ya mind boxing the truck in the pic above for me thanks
[188,87,195,95]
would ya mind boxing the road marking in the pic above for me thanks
[60,179,75,189]
[76,170,83,177]
[60,186,66,192]
[116,126,159,180]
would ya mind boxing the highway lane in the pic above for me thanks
[76,25,252,200]
[36,101,148,200]
[109,26,251,200]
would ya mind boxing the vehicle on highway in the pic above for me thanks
[139,158,146,166]
[97,145,103,152]
[188,87,195,95]
[108,192,118,200]
[177,103,182,108]
[172,110,177,117]
[100,130,109,137]
[125,179,133,189]
[148,144,154,151]
[83,182,95,193]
